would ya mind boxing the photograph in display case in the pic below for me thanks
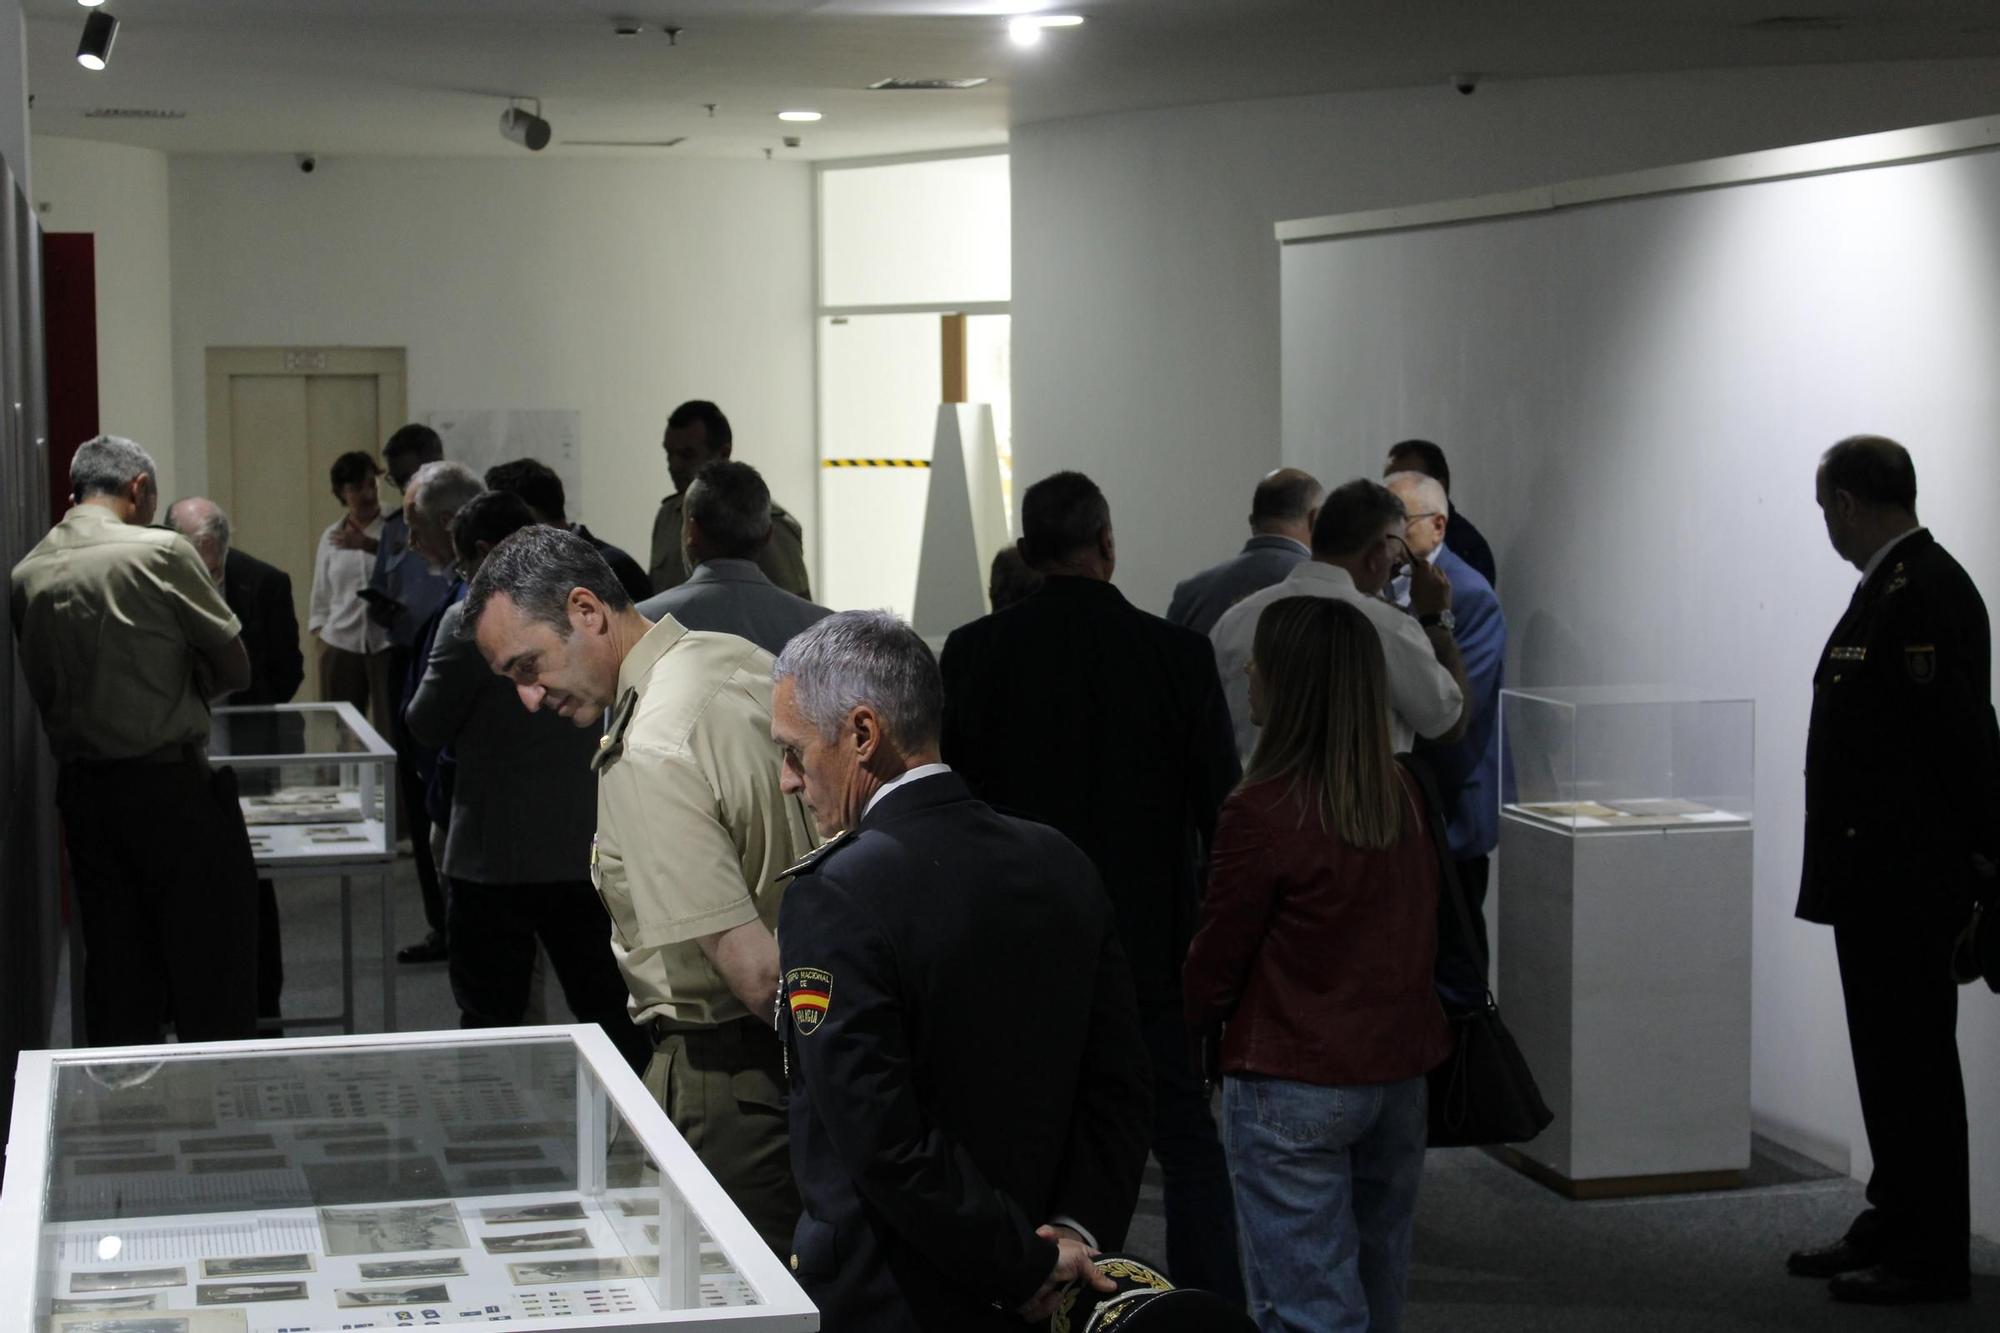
[482,1201,585,1225]
[356,1257,466,1281]
[482,1227,590,1254]
[332,1283,451,1308]
[318,1202,467,1256]
[194,1282,307,1305]
[70,1269,187,1293]
[509,1257,639,1285]
[50,1316,247,1333]
[197,1256,313,1279]
[49,1296,161,1315]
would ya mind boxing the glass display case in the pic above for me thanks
[0,1026,817,1331]
[211,703,397,864]
[1500,687,1754,832]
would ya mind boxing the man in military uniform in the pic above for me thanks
[770,610,1152,1331]
[649,400,812,599]
[11,435,260,1045]
[460,525,813,1254]
[1788,435,1999,1304]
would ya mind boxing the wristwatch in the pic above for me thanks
[1419,609,1456,632]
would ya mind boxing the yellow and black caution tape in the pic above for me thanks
[820,458,931,469]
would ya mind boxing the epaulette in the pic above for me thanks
[779,828,857,881]
[589,688,640,774]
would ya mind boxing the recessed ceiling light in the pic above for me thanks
[77,0,105,7]
[1008,14,1084,47]
[777,110,822,122]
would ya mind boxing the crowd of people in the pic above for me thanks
[8,407,1992,1328]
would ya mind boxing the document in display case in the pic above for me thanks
[211,703,397,864]
[1496,688,1754,1194]
[0,1026,817,1331]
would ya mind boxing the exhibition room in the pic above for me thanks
[1,2,1998,1330]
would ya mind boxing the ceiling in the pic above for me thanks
[23,1,2000,162]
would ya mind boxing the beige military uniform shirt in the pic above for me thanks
[10,505,242,762]
[590,615,815,1027]
[648,491,813,601]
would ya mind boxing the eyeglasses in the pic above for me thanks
[1403,511,1442,525]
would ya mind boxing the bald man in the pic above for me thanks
[166,497,303,707]
[1166,469,1323,635]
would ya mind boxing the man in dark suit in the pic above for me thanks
[167,496,302,1029]
[1384,438,1497,589]
[771,610,1150,1332]
[940,471,1243,1299]
[484,456,653,604]
[1166,467,1320,634]
[1787,435,1999,1305]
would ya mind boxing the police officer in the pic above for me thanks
[11,435,260,1045]
[1787,435,1999,1304]
[459,524,813,1256]
[769,610,1153,1332]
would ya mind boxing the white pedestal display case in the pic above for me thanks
[1496,688,1755,1197]
[0,1026,817,1331]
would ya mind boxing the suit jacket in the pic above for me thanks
[778,772,1151,1333]
[1798,529,1999,925]
[1165,534,1309,636]
[221,547,304,705]
[940,577,1241,1014]
[576,523,652,605]
[649,492,812,600]
[636,558,832,657]
[1412,545,1506,859]
[1445,508,1498,590]
[404,600,598,884]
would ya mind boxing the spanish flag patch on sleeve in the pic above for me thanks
[785,967,832,1035]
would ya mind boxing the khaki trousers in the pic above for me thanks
[642,1016,798,1257]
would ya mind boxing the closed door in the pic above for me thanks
[206,348,407,701]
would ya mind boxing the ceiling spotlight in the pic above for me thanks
[76,9,117,70]
[77,0,106,7]
[777,110,822,122]
[500,99,552,151]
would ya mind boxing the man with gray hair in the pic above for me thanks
[1167,467,1322,635]
[637,460,831,657]
[12,435,260,1044]
[461,525,813,1255]
[769,610,1149,1330]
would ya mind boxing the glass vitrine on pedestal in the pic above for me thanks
[0,1026,818,1331]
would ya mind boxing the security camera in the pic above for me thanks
[297,154,317,174]
[1451,73,1480,96]
[782,134,801,149]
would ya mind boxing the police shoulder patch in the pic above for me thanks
[785,967,832,1035]
[1905,644,1937,684]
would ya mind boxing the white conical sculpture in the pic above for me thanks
[912,403,1008,640]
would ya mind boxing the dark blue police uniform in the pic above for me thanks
[777,770,1152,1332]
[1799,528,2000,1287]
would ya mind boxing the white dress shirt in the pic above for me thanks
[307,514,389,656]
[1859,526,1923,585]
[1209,560,1464,761]
[861,762,952,821]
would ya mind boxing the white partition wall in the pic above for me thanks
[1276,116,2000,1238]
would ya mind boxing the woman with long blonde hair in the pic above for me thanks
[1184,595,1451,1333]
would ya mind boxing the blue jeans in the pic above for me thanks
[1223,1074,1428,1333]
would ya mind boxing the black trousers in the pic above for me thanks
[1142,1006,1244,1301]
[1833,914,1969,1281]
[58,755,260,1046]
[386,644,447,937]
[447,876,651,1072]
[256,878,284,1029]
[1457,853,1492,976]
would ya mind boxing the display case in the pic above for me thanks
[212,703,397,864]
[0,1026,817,1331]
[1500,687,1753,831]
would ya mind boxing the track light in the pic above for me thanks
[76,9,117,70]
[499,99,551,152]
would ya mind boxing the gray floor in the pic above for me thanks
[49,854,2000,1328]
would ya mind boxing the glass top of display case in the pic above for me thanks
[212,704,393,764]
[0,1027,815,1332]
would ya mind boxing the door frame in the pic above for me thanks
[203,346,409,518]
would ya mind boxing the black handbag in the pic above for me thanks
[1402,755,1553,1147]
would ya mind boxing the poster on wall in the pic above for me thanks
[427,410,582,509]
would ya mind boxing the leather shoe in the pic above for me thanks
[396,932,448,964]
[1786,1240,1874,1278]
[1828,1266,1968,1305]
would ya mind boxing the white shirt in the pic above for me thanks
[1209,560,1464,761]
[307,514,389,656]
[861,762,952,822]
[1859,525,1923,586]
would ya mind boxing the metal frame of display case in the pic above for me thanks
[217,701,400,1035]
[0,1024,819,1330]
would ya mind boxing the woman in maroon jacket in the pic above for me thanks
[1185,596,1451,1333]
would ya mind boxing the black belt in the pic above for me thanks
[64,741,207,770]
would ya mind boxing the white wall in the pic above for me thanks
[168,154,814,571]
[1012,58,2000,616]
[0,3,27,191]
[31,137,177,496]
[1279,142,2000,1239]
